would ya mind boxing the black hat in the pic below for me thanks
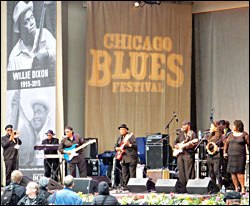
[5,125,13,130]
[118,124,129,130]
[223,191,241,202]
[65,126,73,131]
[182,120,191,125]
[45,130,55,135]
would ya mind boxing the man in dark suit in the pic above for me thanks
[42,130,59,182]
[1,125,22,185]
[114,124,138,187]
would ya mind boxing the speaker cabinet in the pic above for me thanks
[72,178,99,194]
[127,178,155,193]
[146,144,167,169]
[47,178,63,190]
[186,178,219,194]
[155,179,186,193]
[83,138,98,158]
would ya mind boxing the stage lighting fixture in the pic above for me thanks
[134,1,140,7]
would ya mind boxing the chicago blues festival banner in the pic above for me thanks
[85,2,192,152]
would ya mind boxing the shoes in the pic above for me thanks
[122,186,129,191]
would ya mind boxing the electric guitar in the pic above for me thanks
[116,133,133,160]
[173,138,199,157]
[64,139,96,162]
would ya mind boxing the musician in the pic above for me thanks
[219,120,232,136]
[114,124,138,187]
[7,1,56,71]
[223,120,249,194]
[206,121,224,187]
[219,120,233,188]
[173,120,197,186]
[42,130,59,182]
[1,125,22,185]
[59,126,87,177]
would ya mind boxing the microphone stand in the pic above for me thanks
[165,114,176,138]
[163,114,176,170]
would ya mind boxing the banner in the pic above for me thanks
[85,2,192,153]
[6,1,56,181]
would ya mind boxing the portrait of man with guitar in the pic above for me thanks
[7,1,56,71]
[114,124,138,188]
[59,126,93,178]
[173,120,198,186]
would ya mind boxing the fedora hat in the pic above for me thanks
[45,129,55,136]
[13,1,33,33]
[30,98,50,113]
[118,124,129,130]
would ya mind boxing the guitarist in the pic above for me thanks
[173,120,197,186]
[114,124,138,188]
[59,126,87,177]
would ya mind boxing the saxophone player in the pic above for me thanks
[206,121,224,188]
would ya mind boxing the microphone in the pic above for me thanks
[174,112,178,122]
[210,108,214,121]
[176,128,182,131]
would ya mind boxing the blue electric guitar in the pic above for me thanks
[64,139,96,162]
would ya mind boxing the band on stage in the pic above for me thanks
[1,120,249,194]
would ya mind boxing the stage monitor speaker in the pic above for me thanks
[72,178,99,194]
[127,178,155,193]
[89,176,112,187]
[47,178,63,190]
[155,179,186,193]
[20,176,33,186]
[186,178,219,194]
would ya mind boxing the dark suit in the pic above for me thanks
[114,133,138,186]
[42,137,59,181]
[59,134,87,177]
[173,130,197,186]
[1,134,22,185]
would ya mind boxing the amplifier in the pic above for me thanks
[146,134,169,144]
[86,159,100,176]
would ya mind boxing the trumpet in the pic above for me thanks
[13,130,19,137]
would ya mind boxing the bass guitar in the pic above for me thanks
[173,138,199,157]
[116,133,133,160]
[64,139,96,162]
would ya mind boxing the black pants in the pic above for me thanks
[207,154,221,187]
[5,159,18,185]
[67,159,87,177]
[121,160,137,186]
[44,159,59,182]
[177,153,195,186]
